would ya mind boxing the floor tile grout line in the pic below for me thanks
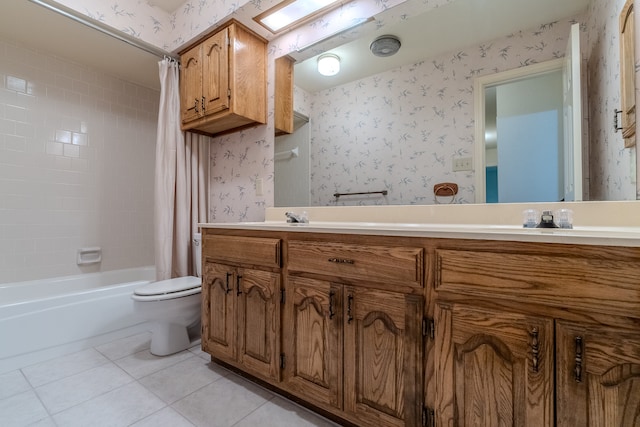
[4,335,336,427]
[37,360,137,418]
[229,396,276,427]
[134,356,218,404]
[21,356,114,390]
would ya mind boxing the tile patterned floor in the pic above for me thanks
[0,332,339,427]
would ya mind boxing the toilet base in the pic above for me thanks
[149,322,191,356]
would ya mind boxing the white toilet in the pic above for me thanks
[132,233,202,356]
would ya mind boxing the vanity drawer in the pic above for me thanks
[288,240,423,288]
[435,249,640,318]
[203,234,281,269]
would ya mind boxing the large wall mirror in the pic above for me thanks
[275,0,638,207]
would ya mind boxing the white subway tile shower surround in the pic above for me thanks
[0,37,158,283]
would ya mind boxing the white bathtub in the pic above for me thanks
[0,267,156,373]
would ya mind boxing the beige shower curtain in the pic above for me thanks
[155,59,209,281]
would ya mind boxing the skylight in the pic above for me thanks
[254,0,343,33]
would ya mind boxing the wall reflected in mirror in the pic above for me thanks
[274,0,638,207]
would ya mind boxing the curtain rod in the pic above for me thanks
[28,0,180,61]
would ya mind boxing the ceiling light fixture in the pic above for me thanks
[317,53,340,76]
[254,0,343,34]
[370,35,401,57]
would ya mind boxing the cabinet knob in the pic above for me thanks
[347,294,354,324]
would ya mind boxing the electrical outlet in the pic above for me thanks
[453,156,473,172]
[255,177,263,196]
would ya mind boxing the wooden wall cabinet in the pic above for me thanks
[274,55,294,136]
[180,21,267,136]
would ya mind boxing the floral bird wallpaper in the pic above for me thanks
[53,0,638,220]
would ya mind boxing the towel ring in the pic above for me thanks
[434,183,458,204]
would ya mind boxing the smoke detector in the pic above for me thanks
[370,35,401,57]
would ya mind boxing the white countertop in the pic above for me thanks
[199,220,640,247]
[200,201,640,247]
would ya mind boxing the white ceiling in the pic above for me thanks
[295,0,589,93]
[0,0,588,93]
[0,1,162,90]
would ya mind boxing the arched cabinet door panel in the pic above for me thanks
[434,303,554,427]
[282,276,343,410]
[202,261,236,362]
[557,321,640,427]
[343,287,423,427]
[237,268,280,381]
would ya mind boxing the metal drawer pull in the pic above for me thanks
[328,291,336,319]
[574,336,583,383]
[225,272,232,294]
[236,275,242,296]
[328,258,355,264]
[530,327,539,373]
[187,98,199,113]
[347,294,354,324]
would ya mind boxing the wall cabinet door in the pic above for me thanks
[434,303,554,427]
[202,260,281,382]
[200,27,229,118]
[283,276,342,409]
[344,287,423,427]
[180,43,203,125]
[556,321,640,426]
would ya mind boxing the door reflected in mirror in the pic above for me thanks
[483,70,564,203]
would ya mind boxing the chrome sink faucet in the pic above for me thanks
[285,211,308,224]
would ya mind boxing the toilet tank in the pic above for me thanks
[193,233,202,277]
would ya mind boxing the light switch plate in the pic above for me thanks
[453,157,473,171]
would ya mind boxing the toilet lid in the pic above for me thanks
[134,276,201,296]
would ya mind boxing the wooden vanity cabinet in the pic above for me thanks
[432,244,640,427]
[179,21,266,136]
[284,239,424,427]
[200,228,640,427]
[201,234,281,382]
